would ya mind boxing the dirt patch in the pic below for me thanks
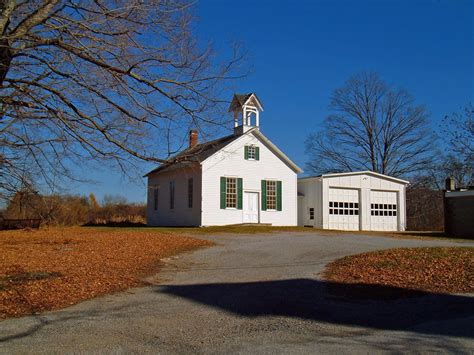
[323,247,474,295]
[0,227,212,318]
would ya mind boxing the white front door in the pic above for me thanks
[243,192,259,223]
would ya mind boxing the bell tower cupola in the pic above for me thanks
[229,93,264,135]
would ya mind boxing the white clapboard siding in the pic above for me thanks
[147,166,202,226]
[201,133,298,226]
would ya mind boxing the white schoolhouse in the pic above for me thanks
[145,93,302,226]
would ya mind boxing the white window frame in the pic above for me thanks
[266,180,277,211]
[247,145,256,160]
[226,177,237,209]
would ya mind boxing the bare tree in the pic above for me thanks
[442,103,474,184]
[305,72,436,177]
[0,0,245,201]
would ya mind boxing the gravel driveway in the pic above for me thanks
[1,231,473,354]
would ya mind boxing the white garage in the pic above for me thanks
[297,171,409,231]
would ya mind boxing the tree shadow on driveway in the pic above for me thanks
[159,278,474,338]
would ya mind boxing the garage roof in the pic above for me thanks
[300,171,409,185]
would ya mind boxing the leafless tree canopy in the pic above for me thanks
[442,104,474,182]
[305,72,436,178]
[0,0,244,200]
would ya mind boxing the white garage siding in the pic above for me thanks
[298,171,408,232]
[297,178,322,227]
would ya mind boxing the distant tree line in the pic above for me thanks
[1,192,145,226]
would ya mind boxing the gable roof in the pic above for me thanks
[249,129,302,173]
[145,128,302,176]
[299,170,409,184]
[144,134,240,176]
[229,93,264,112]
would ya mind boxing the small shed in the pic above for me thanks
[298,171,409,231]
[444,188,474,239]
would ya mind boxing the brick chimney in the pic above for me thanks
[445,176,456,191]
[189,130,198,148]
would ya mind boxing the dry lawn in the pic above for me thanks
[0,227,212,319]
[324,247,474,295]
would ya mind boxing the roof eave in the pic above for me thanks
[251,129,302,174]
[321,170,410,184]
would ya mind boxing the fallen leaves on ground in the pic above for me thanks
[323,247,474,295]
[0,227,212,319]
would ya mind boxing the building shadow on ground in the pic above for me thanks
[159,278,474,338]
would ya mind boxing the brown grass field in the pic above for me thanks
[324,247,474,295]
[0,227,212,319]
[1,226,472,319]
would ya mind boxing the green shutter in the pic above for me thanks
[220,177,226,209]
[261,180,267,211]
[277,181,282,211]
[255,147,260,160]
[237,178,243,210]
[244,145,249,160]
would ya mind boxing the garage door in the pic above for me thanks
[370,190,398,231]
[328,188,360,231]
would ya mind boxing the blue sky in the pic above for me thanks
[73,0,473,203]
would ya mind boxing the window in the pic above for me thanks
[188,178,193,208]
[371,202,397,217]
[309,208,314,220]
[329,201,359,215]
[226,177,237,208]
[169,181,175,209]
[244,145,259,160]
[261,180,281,211]
[266,180,277,210]
[153,188,159,211]
[248,146,256,160]
[220,177,242,209]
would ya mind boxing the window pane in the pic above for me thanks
[266,180,277,210]
[188,178,193,208]
[247,145,256,160]
[226,177,237,208]
[170,181,175,209]
[153,188,159,210]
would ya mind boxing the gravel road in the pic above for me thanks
[1,231,473,354]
